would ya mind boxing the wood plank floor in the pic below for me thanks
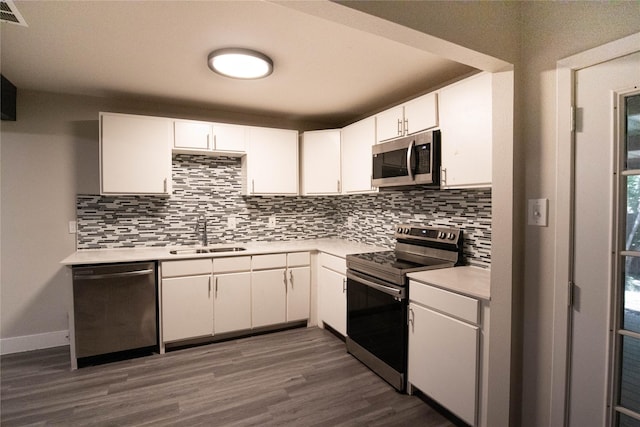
[1,327,456,426]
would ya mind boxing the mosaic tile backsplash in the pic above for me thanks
[77,155,491,267]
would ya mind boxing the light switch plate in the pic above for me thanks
[68,220,77,234]
[268,215,276,229]
[227,216,236,229]
[528,199,548,227]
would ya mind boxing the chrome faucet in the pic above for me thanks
[196,214,208,246]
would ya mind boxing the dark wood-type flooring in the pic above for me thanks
[1,327,456,426]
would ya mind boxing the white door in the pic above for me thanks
[286,266,311,322]
[301,130,341,195]
[251,269,287,327]
[213,272,251,334]
[318,266,346,335]
[246,127,298,195]
[341,116,377,194]
[161,275,213,342]
[570,51,640,427]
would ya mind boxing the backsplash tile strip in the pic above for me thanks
[77,154,491,267]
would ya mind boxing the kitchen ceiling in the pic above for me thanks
[0,1,475,127]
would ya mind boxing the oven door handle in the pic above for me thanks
[347,271,403,297]
[406,139,415,181]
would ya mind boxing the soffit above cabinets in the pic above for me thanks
[0,1,475,127]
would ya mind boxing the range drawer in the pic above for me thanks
[409,280,479,325]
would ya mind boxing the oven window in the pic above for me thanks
[347,277,407,372]
[373,148,408,180]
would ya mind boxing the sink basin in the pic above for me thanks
[169,247,246,255]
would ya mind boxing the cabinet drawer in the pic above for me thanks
[287,252,310,267]
[319,252,346,274]
[213,256,251,273]
[161,259,212,277]
[252,253,287,270]
[410,280,479,325]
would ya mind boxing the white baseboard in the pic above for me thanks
[0,330,69,355]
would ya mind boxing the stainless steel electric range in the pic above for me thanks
[345,224,463,392]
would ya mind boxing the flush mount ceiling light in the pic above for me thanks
[207,48,273,79]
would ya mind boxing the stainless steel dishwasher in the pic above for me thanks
[72,261,158,366]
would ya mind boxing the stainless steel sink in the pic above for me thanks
[169,247,246,255]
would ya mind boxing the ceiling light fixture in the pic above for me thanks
[207,48,273,79]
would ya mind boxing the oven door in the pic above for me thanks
[346,269,407,391]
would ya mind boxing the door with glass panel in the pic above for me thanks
[615,91,640,427]
[570,51,640,427]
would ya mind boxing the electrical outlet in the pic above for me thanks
[227,216,236,229]
[68,220,77,234]
[347,216,354,228]
[528,199,548,226]
[268,215,276,229]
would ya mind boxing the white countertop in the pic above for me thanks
[60,238,388,266]
[407,266,491,301]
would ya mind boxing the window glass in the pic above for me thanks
[624,94,640,170]
[623,256,640,334]
[618,335,640,415]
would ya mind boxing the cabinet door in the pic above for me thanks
[251,269,287,327]
[376,105,404,143]
[318,266,347,336]
[162,275,212,342]
[213,272,251,334]
[174,120,212,150]
[100,113,172,195]
[404,92,438,135]
[287,266,311,322]
[341,116,377,194]
[245,127,299,195]
[438,72,492,189]
[408,302,479,426]
[213,123,246,152]
[301,130,341,195]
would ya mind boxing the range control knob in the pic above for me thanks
[397,227,403,234]
[438,232,446,239]
[404,227,410,234]
[448,233,456,240]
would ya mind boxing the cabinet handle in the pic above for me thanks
[404,118,409,135]
[408,307,415,331]
[163,178,168,193]
[441,167,447,186]
[342,278,347,293]
[252,179,255,194]
[397,119,402,136]
[215,277,218,298]
[207,134,211,150]
[289,270,294,289]
[208,276,212,298]
[284,270,288,289]
[337,180,341,193]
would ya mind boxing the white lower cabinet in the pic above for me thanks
[408,280,480,426]
[213,272,251,334]
[252,268,287,327]
[161,259,213,343]
[317,253,347,336]
[286,252,311,322]
[213,256,252,334]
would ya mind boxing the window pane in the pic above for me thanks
[619,335,640,415]
[617,411,640,427]
[626,177,640,251]
[625,94,640,170]
[623,256,640,334]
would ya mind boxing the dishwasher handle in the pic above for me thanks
[73,269,155,281]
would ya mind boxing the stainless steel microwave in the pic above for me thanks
[372,129,440,188]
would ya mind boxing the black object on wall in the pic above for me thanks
[1,74,17,121]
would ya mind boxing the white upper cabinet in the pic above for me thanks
[341,116,377,194]
[212,122,246,153]
[438,72,492,189]
[404,92,438,135]
[174,120,212,150]
[376,92,438,143]
[376,105,405,143]
[100,112,172,196]
[243,126,299,195]
[301,129,341,195]
[173,120,245,155]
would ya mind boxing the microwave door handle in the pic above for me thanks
[407,139,415,181]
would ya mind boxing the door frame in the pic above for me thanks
[552,32,640,426]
